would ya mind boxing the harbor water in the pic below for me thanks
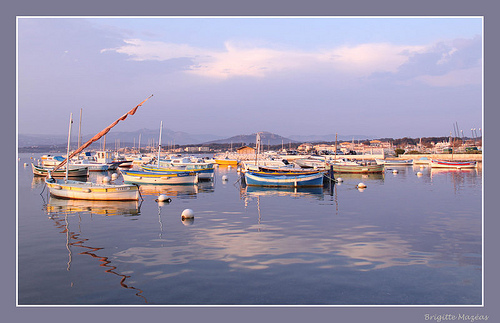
[17,153,483,305]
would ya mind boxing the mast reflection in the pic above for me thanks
[44,199,147,303]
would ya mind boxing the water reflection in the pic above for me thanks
[137,181,215,199]
[334,172,385,182]
[430,168,481,193]
[242,185,324,199]
[45,196,141,217]
[45,209,147,303]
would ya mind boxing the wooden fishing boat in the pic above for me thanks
[430,159,477,169]
[252,166,323,175]
[32,163,88,177]
[121,169,199,185]
[44,95,153,201]
[142,156,215,180]
[214,158,239,166]
[45,178,140,201]
[244,171,324,187]
[375,159,413,166]
[414,157,431,165]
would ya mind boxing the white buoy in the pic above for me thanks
[111,173,119,180]
[228,165,232,169]
[392,169,398,174]
[417,172,423,176]
[181,209,194,219]
[336,177,343,182]
[102,176,110,183]
[357,182,367,188]
[222,175,228,181]
[157,194,171,203]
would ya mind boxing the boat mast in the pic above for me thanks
[65,113,73,182]
[157,121,163,167]
[78,108,82,148]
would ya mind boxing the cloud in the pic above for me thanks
[389,35,482,86]
[101,36,481,86]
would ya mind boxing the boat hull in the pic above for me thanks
[244,171,324,187]
[430,160,477,169]
[122,170,199,185]
[375,159,413,166]
[215,159,238,166]
[328,163,385,173]
[45,179,139,201]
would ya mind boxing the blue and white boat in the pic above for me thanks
[244,171,324,187]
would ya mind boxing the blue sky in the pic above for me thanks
[17,17,483,139]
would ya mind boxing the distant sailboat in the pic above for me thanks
[45,95,153,201]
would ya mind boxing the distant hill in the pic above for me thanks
[18,128,375,148]
[18,128,225,148]
[204,131,297,146]
[288,134,374,143]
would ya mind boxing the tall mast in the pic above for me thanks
[78,108,82,148]
[65,113,73,182]
[157,121,163,167]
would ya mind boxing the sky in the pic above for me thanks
[17,16,483,139]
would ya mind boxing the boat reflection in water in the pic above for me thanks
[242,185,324,199]
[45,196,141,217]
[333,172,385,182]
[430,167,481,193]
[138,181,215,199]
[43,200,147,303]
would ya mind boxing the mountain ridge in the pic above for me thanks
[18,128,375,147]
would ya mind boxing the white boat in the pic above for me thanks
[45,95,153,201]
[430,159,477,169]
[41,155,66,167]
[375,159,413,166]
[414,157,431,165]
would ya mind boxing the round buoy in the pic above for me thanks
[228,165,232,169]
[336,177,343,182]
[392,169,398,174]
[102,176,110,183]
[417,172,423,176]
[156,194,171,203]
[181,209,194,219]
[357,182,367,188]
[222,175,228,181]
[111,173,119,180]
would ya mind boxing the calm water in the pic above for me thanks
[17,153,483,305]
